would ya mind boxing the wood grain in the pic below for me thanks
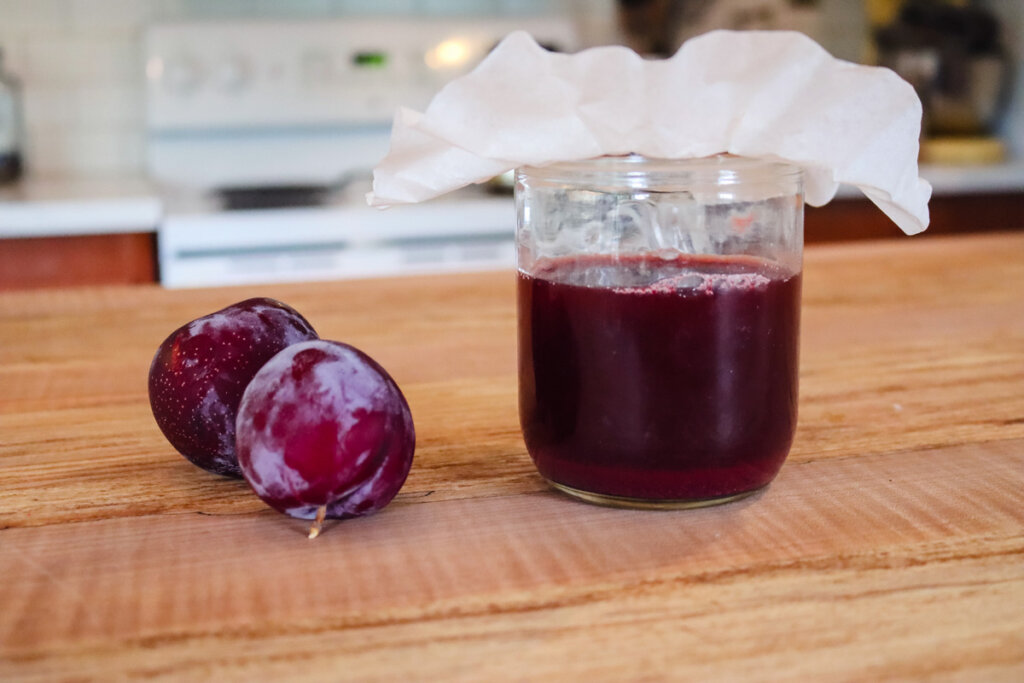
[1,232,1023,681]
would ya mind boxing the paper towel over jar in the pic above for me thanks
[368,30,931,235]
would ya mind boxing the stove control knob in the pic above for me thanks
[162,56,203,96]
[214,56,250,94]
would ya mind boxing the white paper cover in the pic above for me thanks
[369,30,931,235]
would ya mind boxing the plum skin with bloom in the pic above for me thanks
[236,339,415,520]
[148,297,319,477]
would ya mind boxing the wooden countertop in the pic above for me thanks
[2,232,1023,681]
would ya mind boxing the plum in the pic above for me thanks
[235,339,415,537]
[148,297,318,477]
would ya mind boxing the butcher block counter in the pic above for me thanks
[2,231,1023,681]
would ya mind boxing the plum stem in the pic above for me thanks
[308,505,327,539]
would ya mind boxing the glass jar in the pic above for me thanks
[515,154,804,509]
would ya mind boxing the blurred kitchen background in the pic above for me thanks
[0,0,1022,289]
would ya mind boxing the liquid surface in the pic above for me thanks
[518,253,801,501]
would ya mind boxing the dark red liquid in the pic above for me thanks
[518,253,801,502]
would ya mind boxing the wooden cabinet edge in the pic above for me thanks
[0,233,157,290]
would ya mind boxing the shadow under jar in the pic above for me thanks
[516,154,804,509]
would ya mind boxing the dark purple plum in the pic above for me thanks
[235,339,415,536]
[148,297,319,477]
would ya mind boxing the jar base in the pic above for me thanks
[545,479,767,510]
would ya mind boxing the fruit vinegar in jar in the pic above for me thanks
[518,252,800,504]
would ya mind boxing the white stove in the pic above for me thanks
[145,17,578,288]
[156,179,518,288]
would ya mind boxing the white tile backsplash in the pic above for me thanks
[333,0,417,14]
[68,0,159,34]
[20,86,74,126]
[26,124,145,174]
[415,0,498,16]
[75,83,144,126]
[0,0,70,34]
[25,36,142,85]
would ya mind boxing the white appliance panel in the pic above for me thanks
[146,18,578,188]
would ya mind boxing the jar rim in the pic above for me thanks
[517,153,803,187]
